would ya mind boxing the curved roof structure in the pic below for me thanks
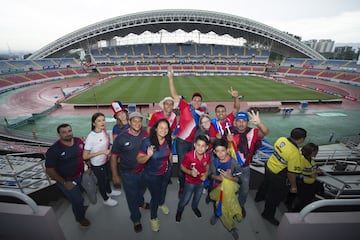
[28,9,325,60]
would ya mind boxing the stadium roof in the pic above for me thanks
[28,9,325,60]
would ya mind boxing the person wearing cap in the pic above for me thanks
[111,100,129,141]
[209,87,241,142]
[110,111,149,233]
[147,96,177,134]
[227,110,269,218]
[256,128,306,226]
[168,65,206,198]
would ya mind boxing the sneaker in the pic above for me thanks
[79,218,90,227]
[103,197,118,207]
[261,213,280,226]
[230,228,239,240]
[192,208,202,218]
[140,202,150,210]
[107,190,121,197]
[150,218,160,232]
[133,222,142,233]
[210,215,218,225]
[234,214,242,223]
[175,210,182,222]
[159,204,170,215]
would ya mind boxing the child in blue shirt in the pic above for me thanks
[209,138,242,240]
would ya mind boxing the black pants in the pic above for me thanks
[293,181,316,211]
[262,167,288,218]
[91,161,112,201]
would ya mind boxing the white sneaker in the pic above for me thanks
[103,197,118,207]
[107,190,121,197]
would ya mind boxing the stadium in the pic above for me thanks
[1,9,360,240]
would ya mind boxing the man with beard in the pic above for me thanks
[45,123,90,227]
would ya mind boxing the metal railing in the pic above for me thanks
[299,198,360,221]
[0,189,39,214]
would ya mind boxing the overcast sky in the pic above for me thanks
[1,0,359,53]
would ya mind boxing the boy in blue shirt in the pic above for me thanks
[209,138,242,240]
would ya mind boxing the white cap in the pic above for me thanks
[159,96,179,109]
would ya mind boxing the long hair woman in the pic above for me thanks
[136,119,172,232]
[83,112,121,207]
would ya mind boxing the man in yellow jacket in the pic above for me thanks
[256,128,307,226]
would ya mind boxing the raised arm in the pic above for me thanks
[168,65,180,102]
[136,145,154,164]
[228,87,240,116]
[248,110,269,137]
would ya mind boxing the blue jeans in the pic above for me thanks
[159,163,172,206]
[121,171,147,223]
[238,165,250,208]
[176,138,193,189]
[56,175,85,222]
[177,182,203,212]
[143,172,164,219]
[91,161,112,201]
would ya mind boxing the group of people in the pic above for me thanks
[255,128,321,226]
[45,66,321,239]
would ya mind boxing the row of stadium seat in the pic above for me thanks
[91,43,270,57]
[0,58,80,74]
[282,58,359,71]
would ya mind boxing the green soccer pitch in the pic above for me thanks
[65,75,336,104]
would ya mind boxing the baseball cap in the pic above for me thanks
[129,111,143,120]
[235,111,249,121]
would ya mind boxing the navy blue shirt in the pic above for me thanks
[45,137,84,180]
[112,128,147,174]
[139,138,171,176]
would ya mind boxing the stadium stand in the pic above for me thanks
[91,43,270,64]
[282,58,359,71]
[0,58,85,93]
